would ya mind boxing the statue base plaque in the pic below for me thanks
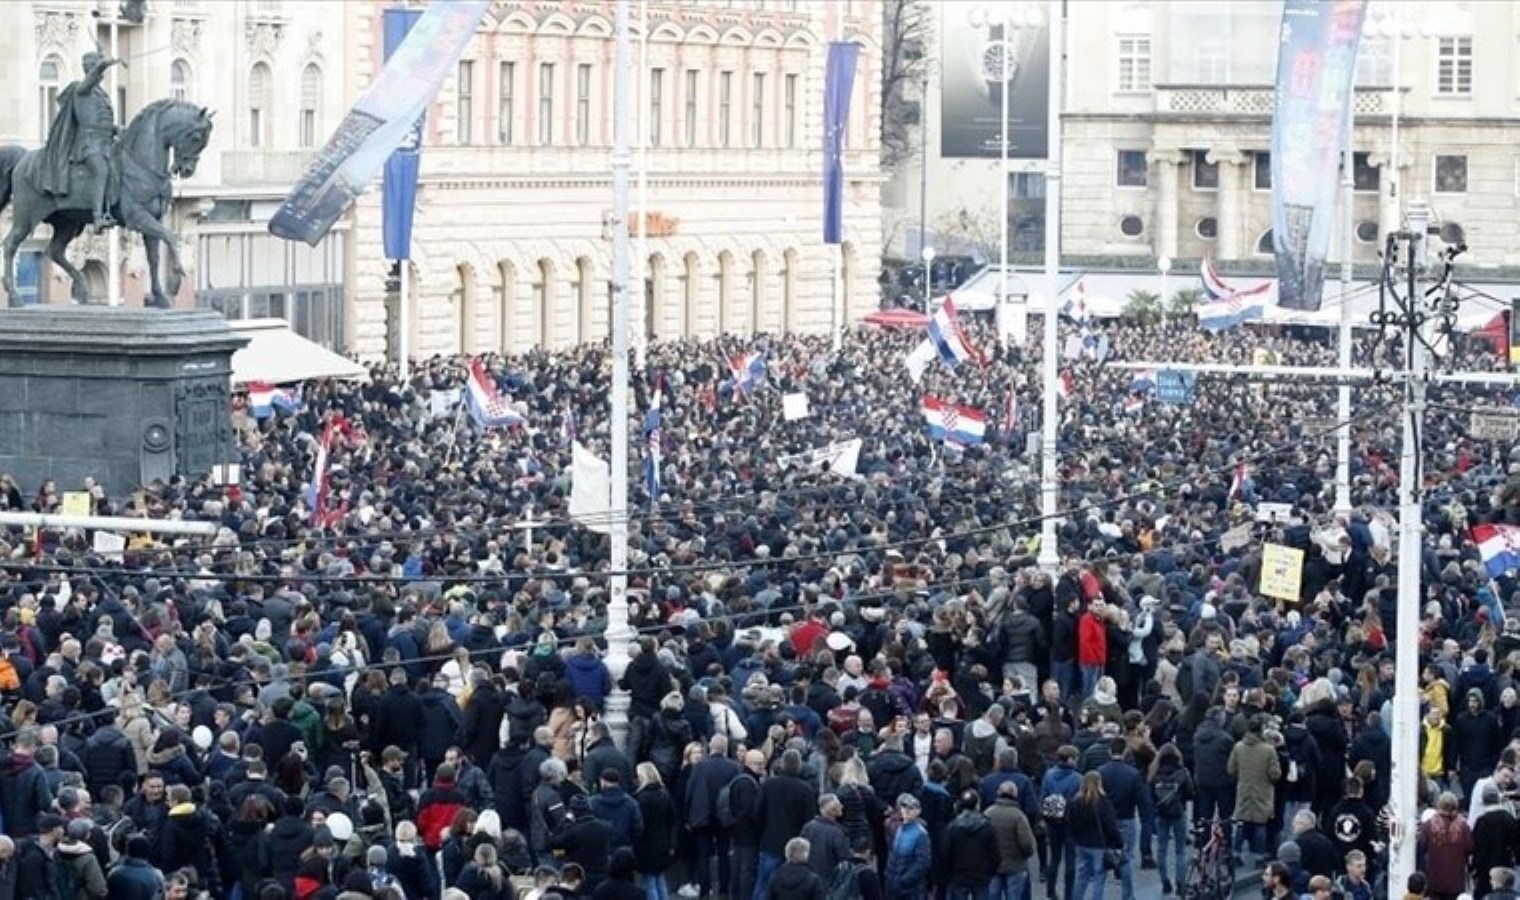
[0,307,247,498]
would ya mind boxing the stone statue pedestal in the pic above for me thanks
[0,307,247,498]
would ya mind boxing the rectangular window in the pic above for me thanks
[498,61,514,144]
[649,67,664,147]
[1191,149,1218,190]
[1254,151,1271,190]
[575,63,592,146]
[1436,36,1473,95]
[1115,150,1147,187]
[1434,154,1467,193]
[299,108,315,148]
[684,69,699,147]
[784,73,798,148]
[249,108,262,148]
[538,62,555,146]
[719,70,733,148]
[1352,151,1379,193]
[751,72,765,148]
[1116,36,1152,92]
[456,60,473,144]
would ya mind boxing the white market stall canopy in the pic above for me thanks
[949,265,1514,332]
[228,319,366,386]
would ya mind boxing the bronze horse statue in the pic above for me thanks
[0,99,214,308]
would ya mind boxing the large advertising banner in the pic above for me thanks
[1269,0,1368,312]
[939,2,1049,159]
[270,0,489,246]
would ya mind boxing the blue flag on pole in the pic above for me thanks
[822,41,859,245]
[382,7,424,261]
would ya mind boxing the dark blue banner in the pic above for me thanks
[1156,370,1197,405]
[1270,0,1367,311]
[382,7,424,261]
[822,41,859,245]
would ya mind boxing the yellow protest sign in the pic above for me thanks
[1260,543,1304,602]
[60,492,92,517]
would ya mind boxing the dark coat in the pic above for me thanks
[1098,759,1150,820]
[0,754,53,837]
[1294,827,1339,878]
[1067,794,1122,851]
[631,784,676,873]
[940,810,1001,888]
[755,772,818,856]
[15,839,61,900]
[588,786,643,850]
[1279,723,1321,803]
[551,815,614,888]
[620,652,673,719]
[370,686,425,757]
[766,861,824,900]
[684,754,741,830]
[867,749,923,805]
[1304,705,1347,804]
[155,804,223,893]
[456,683,505,766]
[417,688,464,765]
[104,857,161,900]
[79,727,136,800]
[1190,719,1234,789]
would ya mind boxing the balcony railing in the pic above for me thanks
[1154,85,1392,117]
[220,151,315,187]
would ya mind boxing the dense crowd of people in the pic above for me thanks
[0,309,1517,900]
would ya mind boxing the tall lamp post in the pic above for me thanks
[921,245,935,311]
[1035,0,1064,572]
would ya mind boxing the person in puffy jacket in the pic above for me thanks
[766,837,824,900]
[588,769,643,851]
[885,793,933,900]
[937,790,1001,897]
[1041,744,1083,900]
[566,639,613,712]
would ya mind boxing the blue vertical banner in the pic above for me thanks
[269,0,488,246]
[383,7,425,261]
[1269,0,1367,311]
[822,41,860,245]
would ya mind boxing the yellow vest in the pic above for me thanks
[1420,722,1444,776]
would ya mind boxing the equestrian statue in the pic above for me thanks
[0,50,215,308]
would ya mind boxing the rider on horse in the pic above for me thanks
[35,50,123,229]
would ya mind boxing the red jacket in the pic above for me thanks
[1077,612,1108,667]
[415,780,467,851]
[790,619,828,658]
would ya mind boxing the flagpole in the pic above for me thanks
[1334,83,1354,514]
[399,263,411,382]
[829,5,844,354]
[1036,0,1063,573]
[605,0,634,750]
[635,0,648,369]
[996,6,1009,350]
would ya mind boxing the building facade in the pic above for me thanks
[889,0,1520,281]
[345,0,886,359]
[0,0,347,340]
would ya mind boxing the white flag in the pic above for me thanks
[569,441,613,535]
[904,340,937,383]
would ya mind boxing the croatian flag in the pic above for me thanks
[921,396,986,446]
[247,382,301,418]
[1123,395,1145,416]
[1129,369,1157,394]
[928,296,985,367]
[644,373,664,499]
[1471,523,1520,578]
[1056,370,1075,402]
[1197,258,1269,331]
[465,359,524,429]
[1228,462,1248,501]
[728,351,768,399]
[1004,387,1020,437]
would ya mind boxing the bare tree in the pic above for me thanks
[880,0,931,169]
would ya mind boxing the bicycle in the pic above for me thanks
[1178,817,1238,900]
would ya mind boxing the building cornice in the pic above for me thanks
[420,172,890,190]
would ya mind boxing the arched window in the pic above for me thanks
[645,254,664,340]
[495,261,516,353]
[750,249,768,333]
[781,249,797,334]
[249,62,272,147]
[575,257,596,344]
[453,264,475,354]
[682,253,700,337]
[170,59,191,103]
[39,55,63,142]
[299,64,321,149]
[534,258,555,347]
[1255,228,1274,256]
[715,251,734,334]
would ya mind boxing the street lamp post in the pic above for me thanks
[921,245,935,311]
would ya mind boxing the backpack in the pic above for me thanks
[1153,769,1189,818]
[963,727,998,774]
[715,773,755,829]
[824,861,865,900]
[1040,792,1067,822]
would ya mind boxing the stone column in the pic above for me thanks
[1208,148,1247,262]
[1149,148,1185,262]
